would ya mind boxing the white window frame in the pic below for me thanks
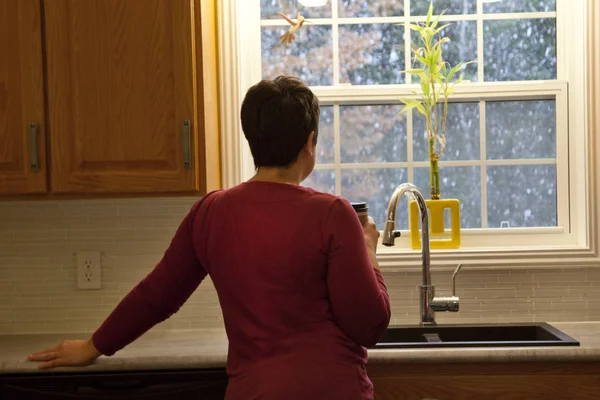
[217,0,600,269]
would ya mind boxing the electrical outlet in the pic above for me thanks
[77,251,102,290]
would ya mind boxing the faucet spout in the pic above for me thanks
[382,183,431,287]
[383,183,460,325]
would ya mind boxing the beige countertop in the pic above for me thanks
[1,322,600,375]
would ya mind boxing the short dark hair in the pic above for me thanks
[240,76,320,168]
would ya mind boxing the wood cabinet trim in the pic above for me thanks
[194,0,221,194]
[0,0,48,194]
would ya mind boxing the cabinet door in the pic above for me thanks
[0,0,47,194]
[44,0,198,193]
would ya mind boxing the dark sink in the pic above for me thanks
[374,323,580,349]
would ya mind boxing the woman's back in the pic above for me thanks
[196,181,390,399]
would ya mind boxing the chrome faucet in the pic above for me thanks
[382,183,461,325]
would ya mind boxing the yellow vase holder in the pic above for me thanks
[409,198,461,249]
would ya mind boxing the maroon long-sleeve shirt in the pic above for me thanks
[92,181,391,400]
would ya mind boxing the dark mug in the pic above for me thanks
[351,201,369,226]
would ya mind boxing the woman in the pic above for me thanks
[28,76,391,400]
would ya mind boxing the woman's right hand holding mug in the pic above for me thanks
[363,217,380,252]
[362,217,381,271]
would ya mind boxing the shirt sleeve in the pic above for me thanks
[324,198,391,348]
[91,193,219,356]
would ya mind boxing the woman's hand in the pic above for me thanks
[28,339,102,369]
[363,216,380,253]
[362,217,382,272]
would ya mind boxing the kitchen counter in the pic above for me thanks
[1,322,600,375]
[0,329,229,375]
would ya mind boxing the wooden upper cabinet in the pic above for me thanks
[0,0,47,194]
[43,0,202,193]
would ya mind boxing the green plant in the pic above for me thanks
[398,2,475,200]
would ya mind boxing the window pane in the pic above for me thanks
[484,19,556,81]
[303,169,335,194]
[338,0,403,18]
[317,106,335,164]
[414,166,482,229]
[340,105,407,163]
[413,102,480,162]
[261,26,333,86]
[411,0,476,16]
[341,168,408,228]
[260,0,332,19]
[486,100,556,160]
[484,0,555,13]
[339,24,404,85]
[487,165,557,228]
[439,21,477,82]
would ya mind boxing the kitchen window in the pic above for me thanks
[220,0,598,267]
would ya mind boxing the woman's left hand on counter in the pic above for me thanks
[28,339,102,369]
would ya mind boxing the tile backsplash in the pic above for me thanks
[1,198,599,335]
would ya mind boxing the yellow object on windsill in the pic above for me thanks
[409,199,461,249]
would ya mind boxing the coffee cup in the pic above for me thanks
[351,201,369,225]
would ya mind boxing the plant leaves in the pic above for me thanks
[434,37,450,48]
[445,62,464,82]
[463,60,477,68]
[421,82,430,96]
[403,68,425,74]
[415,53,428,66]
[398,99,422,114]
[431,11,442,29]
[426,1,433,25]
[402,1,476,162]
[399,22,423,31]
[430,47,441,69]
[435,23,453,34]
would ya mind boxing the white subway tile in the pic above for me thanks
[533,288,569,298]
[552,300,587,311]
[533,271,587,282]
[67,217,119,230]
[153,218,184,228]
[116,205,172,216]
[0,244,16,256]
[118,217,155,229]
[1,198,599,334]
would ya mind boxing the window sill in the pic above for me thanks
[376,242,600,271]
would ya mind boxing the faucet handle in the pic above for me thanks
[382,228,401,247]
[451,264,463,297]
[430,264,463,314]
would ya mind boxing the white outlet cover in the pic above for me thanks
[76,251,102,290]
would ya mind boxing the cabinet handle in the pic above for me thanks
[29,122,39,171]
[182,119,192,169]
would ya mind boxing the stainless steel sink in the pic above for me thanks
[373,323,580,349]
